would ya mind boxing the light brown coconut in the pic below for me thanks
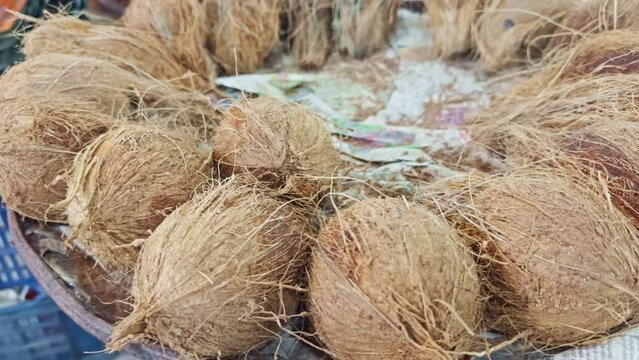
[63,124,213,276]
[22,16,212,91]
[204,0,282,74]
[473,0,578,72]
[333,0,400,59]
[0,96,112,221]
[438,170,639,345]
[426,0,485,57]
[107,179,311,358]
[211,97,340,197]
[309,197,481,359]
[122,0,213,81]
[288,0,333,69]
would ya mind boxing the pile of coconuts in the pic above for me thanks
[1,2,639,360]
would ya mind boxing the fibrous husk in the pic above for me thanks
[107,179,311,358]
[0,96,112,221]
[288,0,333,69]
[473,0,578,72]
[204,0,281,74]
[309,197,481,359]
[426,0,485,57]
[333,0,400,59]
[122,0,213,81]
[63,124,213,276]
[211,97,340,197]
[426,169,639,345]
[22,15,212,91]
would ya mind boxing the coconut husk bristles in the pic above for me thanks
[333,0,400,59]
[211,97,340,197]
[421,169,639,345]
[205,0,282,74]
[426,0,485,58]
[288,0,333,69]
[309,197,482,359]
[62,124,213,276]
[107,179,311,358]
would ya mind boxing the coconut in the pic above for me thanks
[63,124,213,276]
[333,0,400,59]
[473,0,578,72]
[211,97,340,197]
[122,0,213,81]
[309,197,481,359]
[0,96,112,221]
[204,0,281,74]
[426,0,485,57]
[22,16,212,91]
[106,179,310,358]
[288,0,333,70]
[438,170,639,345]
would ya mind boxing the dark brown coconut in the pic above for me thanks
[309,198,481,360]
[211,97,340,197]
[204,0,282,74]
[288,0,333,69]
[107,179,310,358]
[63,124,213,276]
[426,0,486,57]
[333,0,400,59]
[445,170,639,345]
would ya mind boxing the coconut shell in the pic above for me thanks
[449,170,639,344]
[211,97,340,197]
[426,0,485,57]
[204,0,282,74]
[22,16,212,91]
[63,124,213,276]
[289,0,333,70]
[122,0,213,81]
[107,179,310,358]
[309,198,481,360]
[0,96,112,221]
[333,0,400,59]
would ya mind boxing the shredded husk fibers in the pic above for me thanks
[107,179,311,358]
[22,16,212,91]
[0,96,112,221]
[288,0,333,70]
[425,0,485,58]
[333,0,400,59]
[211,97,340,197]
[309,198,481,360]
[122,0,213,81]
[63,124,213,277]
[204,0,281,74]
[473,0,578,72]
[425,170,639,345]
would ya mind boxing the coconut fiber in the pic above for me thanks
[107,179,311,358]
[426,0,485,57]
[309,197,481,359]
[288,0,333,69]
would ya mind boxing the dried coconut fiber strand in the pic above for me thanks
[425,0,486,57]
[332,0,400,59]
[107,179,311,358]
[288,0,333,69]
[204,0,281,74]
[309,197,481,360]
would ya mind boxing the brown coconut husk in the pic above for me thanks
[333,0,400,59]
[288,0,333,70]
[122,0,213,81]
[426,0,485,58]
[473,0,578,72]
[107,179,311,358]
[309,197,481,359]
[0,96,113,221]
[424,169,639,345]
[62,124,213,276]
[211,97,340,198]
[22,16,212,91]
[204,0,282,74]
